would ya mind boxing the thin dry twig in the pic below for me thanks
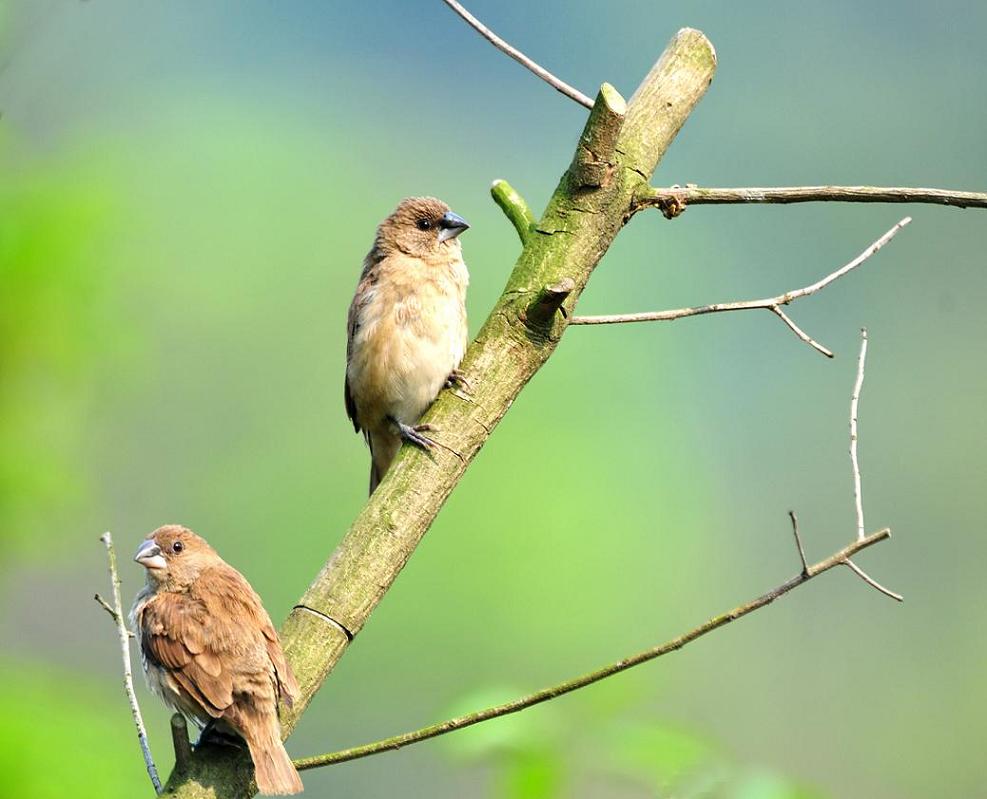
[844,558,903,602]
[788,511,809,576]
[98,532,161,794]
[851,328,868,541]
[440,0,594,108]
[841,331,903,602]
[293,528,891,771]
[571,217,911,358]
[95,591,136,637]
[633,185,987,215]
[770,306,833,357]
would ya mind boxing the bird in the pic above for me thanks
[130,525,304,795]
[345,196,471,494]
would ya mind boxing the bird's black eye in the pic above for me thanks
[416,218,431,231]
[172,541,184,554]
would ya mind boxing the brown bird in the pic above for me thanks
[345,196,471,494]
[130,525,303,795]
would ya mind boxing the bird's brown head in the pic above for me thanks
[376,196,469,259]
[134,524,218,591]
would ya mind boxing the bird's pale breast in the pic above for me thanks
[348,254,468,429]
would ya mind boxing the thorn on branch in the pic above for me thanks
[490,179,535,245]
[524,278,575,329]
[570,83,627,189]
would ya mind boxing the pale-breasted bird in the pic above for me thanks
[130,525,303,795]
[345,196,470,494]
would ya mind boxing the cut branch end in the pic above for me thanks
[171,714,194,773]
[570,83,627,188]
[525,278,575,328]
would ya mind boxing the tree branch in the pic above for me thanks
[97,532,161,794]
[162,28,718,798]
[440,0,594,108]
[293,528,891,771]
[633,185,987,218]
[570,217,910,358]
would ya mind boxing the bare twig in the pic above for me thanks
[770,306,833,358]
[98,532,161,794]
[95,592,119,621]
[571,218,911,358]
[293,528,891,771]
[850,329,868,541]
[633,185,987,215]
[841,330,902,601]
[844,559,903,602]
[788,511,808,576]
[440,0,594,108]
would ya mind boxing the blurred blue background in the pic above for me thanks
[1,2,985,797]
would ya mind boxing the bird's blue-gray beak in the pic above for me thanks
[134,539,167,570]
[437,211,470,242]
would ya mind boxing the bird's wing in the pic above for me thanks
[344,252,381,434]
[261,624,300,708]
[199,566,296,710]
[343,375,359,433]
[138,594,234,718]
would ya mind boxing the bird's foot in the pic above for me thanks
[195,723,245,751]
[445,368,472,393]
[390,417,437,450]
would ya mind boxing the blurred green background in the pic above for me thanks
[1,2,985,797]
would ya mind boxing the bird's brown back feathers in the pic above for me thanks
[132,525,302,795]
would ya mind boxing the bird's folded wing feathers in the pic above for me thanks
[139,595,235,716]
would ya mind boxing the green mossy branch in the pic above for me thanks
[162,28,717,799]
[490,179,535,244]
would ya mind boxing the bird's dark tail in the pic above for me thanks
[247,727,303,795]
[367,431,400,496]
[369,462,382,495]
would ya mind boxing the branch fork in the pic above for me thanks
[572,217,912,359]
